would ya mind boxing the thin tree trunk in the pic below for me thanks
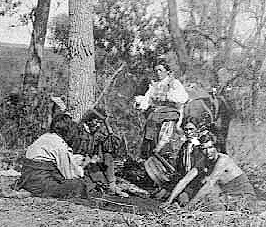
[224,0,240,64]
[167,0,189,74]
[250,0,266,123]
[68,0,96,121]
[22,0,51,94]
[215,0,222,49]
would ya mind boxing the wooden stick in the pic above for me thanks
[91,62,126,109]
[91,196,134,207]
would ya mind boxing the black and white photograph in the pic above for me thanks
[0,0,266,226]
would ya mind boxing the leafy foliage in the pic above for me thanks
[0,91,55,149]
[0,0,22,16]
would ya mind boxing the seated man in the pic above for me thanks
[71,109,129,197]
[14,113,92,198]
[162,139,256,212]
[154,121,212,201]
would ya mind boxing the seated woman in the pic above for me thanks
[14,114,91,198]
[136,60,189,159]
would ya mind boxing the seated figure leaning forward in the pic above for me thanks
[135,60,189,159]
[152,120,214,201]
[70,109,129,197]
[14,114,90,198]
[161,138,257,212]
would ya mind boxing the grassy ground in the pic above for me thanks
[0,197,266,227]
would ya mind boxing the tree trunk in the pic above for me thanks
[22,0,51,94]
[167,0,189,74]
[224,0,240,64]
[250,0,266,123]
[68,0,96,121]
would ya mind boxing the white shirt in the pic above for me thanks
[135,75,189,110]
[26,133,84,179]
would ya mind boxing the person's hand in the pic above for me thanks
[82,156,92,167]
[201,176,210,184]
[82,155,101,167]
[201,176,215,186]
[90,155,101,163]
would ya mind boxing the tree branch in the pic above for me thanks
[185,28,248,49]
[91,62,126,109]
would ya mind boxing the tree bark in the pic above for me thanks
[68,0,96,121]
[167,0,189,74]
[22,0,51,94]
[250,0,266,123]
[215,0,222,49]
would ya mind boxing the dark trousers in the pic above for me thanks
[15,158,91,199]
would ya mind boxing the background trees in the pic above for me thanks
[22,0,51,95]
[1,0,266,151]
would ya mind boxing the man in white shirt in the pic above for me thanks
[15,114,92,198]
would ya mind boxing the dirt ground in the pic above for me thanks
[0,197,143,227]
[0,172,266,226]
[1,195,266,227]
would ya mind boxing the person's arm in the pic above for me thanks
[188,179,213,206]
[104,117,113,135]
[136,85,155,110]
[56,148,85,179]
[163,167,199,206]
[167,78,189,104]
[90,108,114,135]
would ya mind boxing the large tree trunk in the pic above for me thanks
[22,0,51,94]
[167,0,189,75]
[68,0,96,121]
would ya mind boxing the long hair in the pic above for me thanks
[50,113,73,142]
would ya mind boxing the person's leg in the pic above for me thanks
[103,153,128,197]
[103,153,115,184]
[42,178,87,198]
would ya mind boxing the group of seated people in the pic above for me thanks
[13,107,129,199]
[10,58,256,213]
[135,59,257,212]
[156,119,257,212]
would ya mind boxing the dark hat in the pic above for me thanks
[81,108,107,123]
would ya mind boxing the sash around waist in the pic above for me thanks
[21,158,58,171]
